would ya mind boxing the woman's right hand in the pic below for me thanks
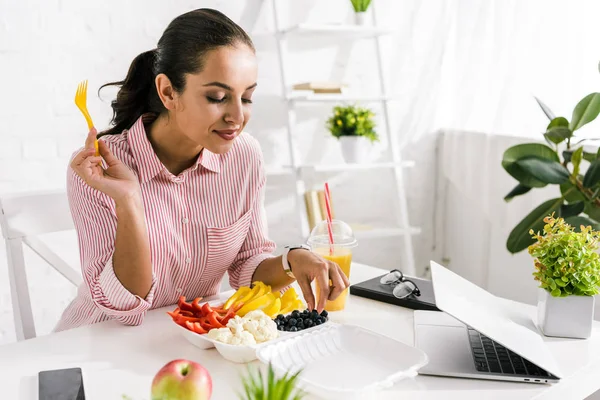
[70,128,141,204]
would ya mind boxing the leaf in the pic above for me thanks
[584,151,597,163]
[502,144,560,188]
[515,157,570,184]
[544,127,573,144]
[535,96,556,121]
[564,215,600,232]
[583,159,600,188]
[504,183,532,202]
[570,92,600,131]
[551,288,562,297]
[585,202,600,221]
[572,147,584,177]
[555,278,567,287]
[561,201,585,218]
[506,197,563,253]
[561,181,587,203]
[547,117,569,129]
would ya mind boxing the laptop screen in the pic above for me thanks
[430,261,563,378]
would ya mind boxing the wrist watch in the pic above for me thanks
[282,244,311,279]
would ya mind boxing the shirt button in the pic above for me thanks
[182,217,189,224]
[185,257,191,264]
[176,288,182,293]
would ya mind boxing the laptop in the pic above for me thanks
[413,261,562,384]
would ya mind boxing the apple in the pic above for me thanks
[151,359,212,400]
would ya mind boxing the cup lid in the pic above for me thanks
[307,219,358,248]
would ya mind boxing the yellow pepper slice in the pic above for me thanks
[237,293,275,317]
[281,287,298,305]
[234,282,264,308]
[224,286,251,310]
[262,297,281,318]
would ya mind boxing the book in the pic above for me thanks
[292,82,347,94]
[317,190,335,220]
[304,190,323,231]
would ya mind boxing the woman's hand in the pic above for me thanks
[70,128,141,204]
[287,249,350,312]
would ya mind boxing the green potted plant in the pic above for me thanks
[528,214,600,338]
[326,104,379,164]
[501,78,600,254]
[238,363,306,400]
[349,0,372,25]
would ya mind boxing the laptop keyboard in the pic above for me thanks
[467,327,550,377]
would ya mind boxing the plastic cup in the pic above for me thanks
[307,220,358,311]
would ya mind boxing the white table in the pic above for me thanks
[2,263,600,400]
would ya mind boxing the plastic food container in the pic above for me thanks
[256,324,429,398]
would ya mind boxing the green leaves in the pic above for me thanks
[583,159,600,188]
[535,96,556,121]
[350,0,372,12]
[239,363,306,400]
[515,158,569,184]
[560,201,584,218]
[507,198,563,253]
[326,104,378,143]
[544,117,572,145]
[564,215,600,232]
[529,215,600,297]
[571,147,584,178]
[504,92,600,256]
[570,93,600,131]
[504,183,531,202]
[502,144,560,188]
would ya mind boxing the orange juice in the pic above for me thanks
[314,247,353,311]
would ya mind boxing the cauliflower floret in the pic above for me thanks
[207,327,233,344]
[242,311,279,343]
[229,330,257,346]
[226,315,246,334]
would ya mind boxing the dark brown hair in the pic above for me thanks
[98,8,254,137]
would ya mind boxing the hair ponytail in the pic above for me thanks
[98,49,164,137]
[98,9,254,137]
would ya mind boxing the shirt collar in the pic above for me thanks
[128,115,220,184]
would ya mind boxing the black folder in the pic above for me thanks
[349,273,440,312]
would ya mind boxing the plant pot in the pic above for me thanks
[339,136,371,164]
[354,11,368,25]
[537,288,594,339]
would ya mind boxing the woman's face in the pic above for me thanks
[168,44,258,154]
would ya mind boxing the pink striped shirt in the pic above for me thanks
[54,115,276,331]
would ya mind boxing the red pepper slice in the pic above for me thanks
[192,322,207,334]
[206,311,225,328]
[177,315,203,323]
[191,298,204,313]
[216,307,236,323]
[177,296,195,312]
[198,316,213,331]
[201,302,214,316]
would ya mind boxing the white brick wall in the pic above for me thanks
[0,0,439,344]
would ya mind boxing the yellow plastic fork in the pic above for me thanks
[74,80,99,156]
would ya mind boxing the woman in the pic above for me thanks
[55,8,349,331]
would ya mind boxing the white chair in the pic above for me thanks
[0,190,82,341]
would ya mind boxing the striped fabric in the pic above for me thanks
[54,115,276,331]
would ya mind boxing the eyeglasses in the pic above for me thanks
[380,269,421,299]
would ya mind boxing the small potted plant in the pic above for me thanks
[528,214,600,339]
[326,104,379,164]
[349,0,372,25]
[239,363,305,400]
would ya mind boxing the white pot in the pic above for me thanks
[537,288,594,339]
[339,136,372,164]
[354,11,368,25]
